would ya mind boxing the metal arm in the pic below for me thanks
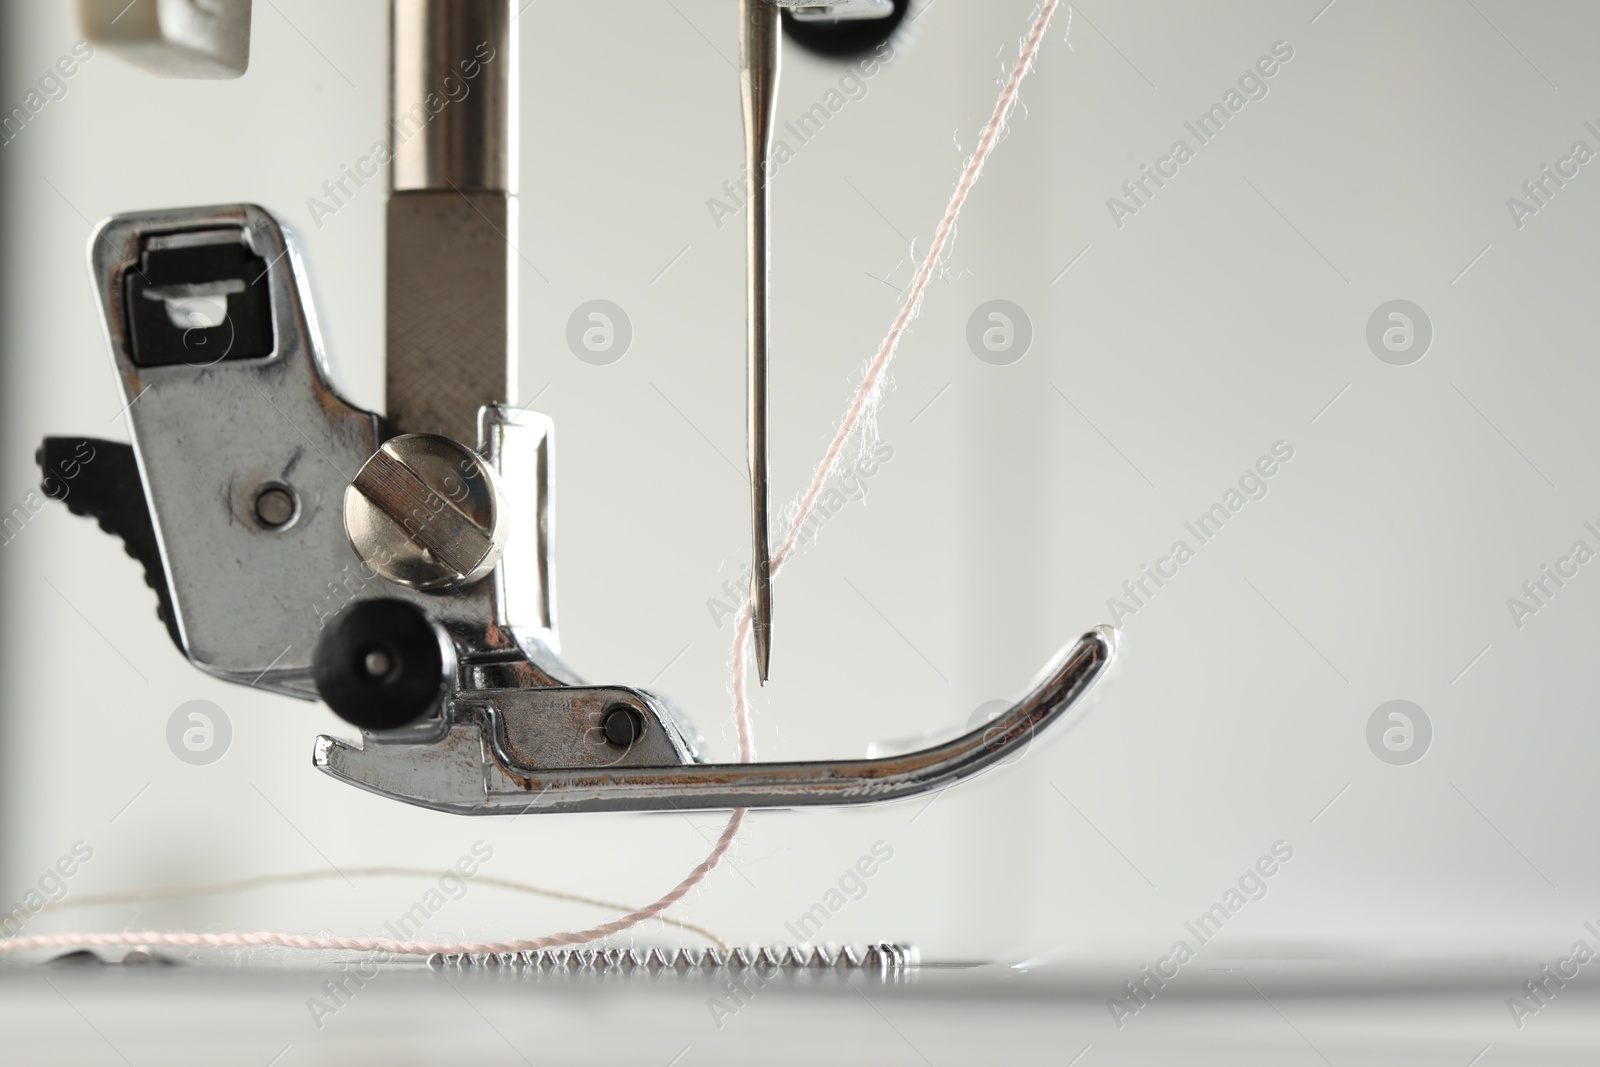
[386,0,516,445]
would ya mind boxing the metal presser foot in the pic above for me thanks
[42,3,1114,817]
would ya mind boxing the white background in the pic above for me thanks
[1,0,1594,969]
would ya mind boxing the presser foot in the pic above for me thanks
[313,627,1114,815]
[44,202,1113,816]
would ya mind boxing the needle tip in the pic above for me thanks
[755,624,771,684]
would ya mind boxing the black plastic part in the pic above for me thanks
[602,704,645,748]
[124,233,274,368]
[313,599,454,732]
[37,437,182,651]
[781,0,908,59]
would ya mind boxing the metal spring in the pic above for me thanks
[427,942,919,972]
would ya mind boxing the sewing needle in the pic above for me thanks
[741,0,779,683]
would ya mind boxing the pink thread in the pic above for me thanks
[0,810,744,959]
[772,0,1061,578]
[0,0,1060,961]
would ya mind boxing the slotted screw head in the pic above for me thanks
[344,433,509,590]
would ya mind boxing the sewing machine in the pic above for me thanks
[12,3,1600,1064]
[45,0,1112,816]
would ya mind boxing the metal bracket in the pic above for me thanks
[53,203,1117,813]
[316,628,1113,814]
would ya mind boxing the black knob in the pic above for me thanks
[313,599,455,731]
[781,0,908,60]
[601,704,646,748]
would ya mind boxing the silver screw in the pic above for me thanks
[343,434,510,590]
[254,485,296,527]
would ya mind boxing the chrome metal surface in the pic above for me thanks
[89,205,380,698]
[478,686,701,770]
[314,628,1113,814]
[481,405,559,647]
[386,0,516,444]
[385,190,516,444]
[741,0,780,683]
[78,0,253,79]
[783,0,896,20]
[84,204,563,697]
[74,68,1119,816]
[252,485,296,527]
[345,433,511,590]
[75,205,1114,817]
[390,0,514,192]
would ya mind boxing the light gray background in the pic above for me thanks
[0,0,1592,981]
